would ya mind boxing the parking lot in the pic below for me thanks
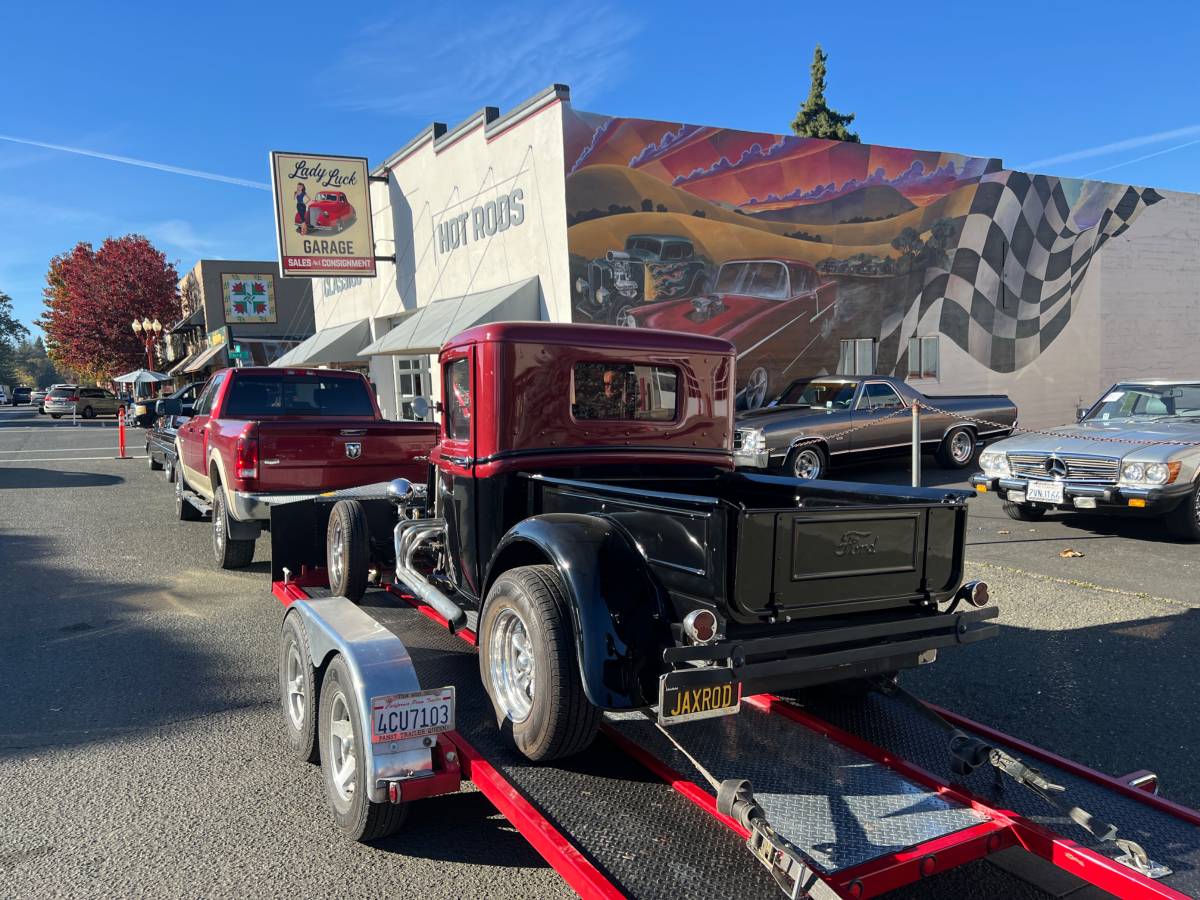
[2,402,1196,898]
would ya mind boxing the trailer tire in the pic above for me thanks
[319,655,409,841]
[327,499,370,603]
[1003,502,1046,522]
[479,565,600,762]
[175,472,202,521]
[280,614,320,763]
[212,489,255,569]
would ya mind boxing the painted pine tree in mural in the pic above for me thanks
[791,45,860,143]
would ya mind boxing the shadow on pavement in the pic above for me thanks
[0,467,124,490]
[0,531,263,761]
[906,607,1200,809]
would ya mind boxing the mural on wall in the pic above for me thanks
[562,108,1163,407]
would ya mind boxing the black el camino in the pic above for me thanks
[145,382,204,480]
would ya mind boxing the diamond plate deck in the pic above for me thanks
[802,692,1200,897]
[607,707,988,874]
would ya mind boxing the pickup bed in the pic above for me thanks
[171,366,435,568]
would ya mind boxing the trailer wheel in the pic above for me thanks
[212,489,255,569]
[280,614,319,763]
[479,565,600,761]
[319,655,408,841]
[327,499,370,603]
[175,472,202,521]
[1003,502,1046,522]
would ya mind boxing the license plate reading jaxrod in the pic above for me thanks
[658,667,741,726]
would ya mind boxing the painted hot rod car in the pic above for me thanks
[574,234,709,324]
[624,258,838,410]
[297,191,356,233]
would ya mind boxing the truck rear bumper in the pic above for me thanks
[232,489,326,522]
[663,606,998,695]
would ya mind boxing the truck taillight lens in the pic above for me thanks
[235,433,259,480]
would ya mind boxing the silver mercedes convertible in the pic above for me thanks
[970,380,1200,540]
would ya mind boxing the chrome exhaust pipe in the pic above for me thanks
[392,519,468,632]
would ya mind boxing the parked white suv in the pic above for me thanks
[44,386,123,420]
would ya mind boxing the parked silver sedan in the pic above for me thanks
[971,380,1200,540]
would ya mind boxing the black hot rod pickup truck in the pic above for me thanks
[270,322,996,762]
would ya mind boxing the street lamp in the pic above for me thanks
[131,317,163,371]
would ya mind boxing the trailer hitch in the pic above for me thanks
[716,779,842,900]
[873,678,1172,880]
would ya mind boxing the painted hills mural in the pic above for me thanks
[562,107,1163,408]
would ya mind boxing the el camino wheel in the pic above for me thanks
[319,655,408,841]
[327,500,370,603]
[744,368,770,410]
[164,459,176,484]
[936,427,977,469]
[1164,482,1200,542]
[787,445,827,480]
[148,452,163,471]
[176,473,202,521]
[279,613,319,763]
[479,565,600,761]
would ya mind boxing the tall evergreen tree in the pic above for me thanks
[791,44,860,143]
[0,290,30,385]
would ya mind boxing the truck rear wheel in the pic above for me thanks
[319,655,409,841]
[212,489,255,569]
[280,613,319,763]
[479,565,600,761]
[327,500,370,603]
[1003,501,1046,521]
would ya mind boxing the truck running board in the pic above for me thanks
[273,581,1200,900]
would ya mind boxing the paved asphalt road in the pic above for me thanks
[1,404,1195,898]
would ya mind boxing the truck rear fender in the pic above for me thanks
[484,513,670,710]
[209,456,260,541]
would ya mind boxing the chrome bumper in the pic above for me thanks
[970,475,1192,509]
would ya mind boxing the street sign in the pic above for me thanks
[227,343,250,361]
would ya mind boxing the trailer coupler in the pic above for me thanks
[716,779,840,900]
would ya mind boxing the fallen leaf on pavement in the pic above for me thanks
[1059,548,1084,558]
[997,530,1010,535]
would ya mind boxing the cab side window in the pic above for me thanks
[444,358,471,441]
[857,382,905,411]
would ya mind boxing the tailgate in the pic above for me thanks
[256,422,434,492]
[734,503,965,619]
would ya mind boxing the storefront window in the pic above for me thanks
[395,356,431,421]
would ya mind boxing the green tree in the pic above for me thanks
[0,290,30,385]
[791,44,860,143]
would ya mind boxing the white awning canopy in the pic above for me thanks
[271,318,373,368]
[359,277,541,357]
[183,343,227,373]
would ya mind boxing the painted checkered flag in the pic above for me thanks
[884,171,1163,373]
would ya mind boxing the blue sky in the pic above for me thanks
[2,0,1198,335]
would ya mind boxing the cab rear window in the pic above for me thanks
[571,362,678,422]
[223,375,374,417]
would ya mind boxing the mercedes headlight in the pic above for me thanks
[1123,461,1180,485]
[979,449,1010,477]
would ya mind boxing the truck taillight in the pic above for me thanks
[235,432,259,481]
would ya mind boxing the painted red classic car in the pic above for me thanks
[297,191,357,233]
[623,258,838,410]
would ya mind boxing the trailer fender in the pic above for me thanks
[484,513,670,710]
[282,598,435,801]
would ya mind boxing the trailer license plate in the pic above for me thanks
[1026,481,1064,504]
[658,667,741,726]
[371,686,455,744]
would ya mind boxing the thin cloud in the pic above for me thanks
[1018,124,1200,169]
[322,3,640,117]
[0,134,270,190]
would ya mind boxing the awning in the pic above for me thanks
[270,319,372,368]
[167,349,202,376]
[169,307,205,332]
[183,343,228,373]
[360,276,541,357]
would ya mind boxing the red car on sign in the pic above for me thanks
[297,191,357,233]
[623,258,838,410]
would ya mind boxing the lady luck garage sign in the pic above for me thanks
[270,151,377,278]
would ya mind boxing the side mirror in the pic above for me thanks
[181,402,195,417]
[156,398,182,417]
[1075,407,1087,422]
[411,396,431,420]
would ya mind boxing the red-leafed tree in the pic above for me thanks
[39,235,180,380]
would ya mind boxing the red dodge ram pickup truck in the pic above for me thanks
[167,366,435,568]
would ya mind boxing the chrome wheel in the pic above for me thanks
[950,430,975,464]
[212,498,225,552]
[488,606,535,723]
[745,367,769,409]
[792,447,824,480]
[285,641,306,730]
[327,690,357,803]
[329,520,345,587]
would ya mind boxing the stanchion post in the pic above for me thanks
[116,406,130,459]
[911,401,921,488]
